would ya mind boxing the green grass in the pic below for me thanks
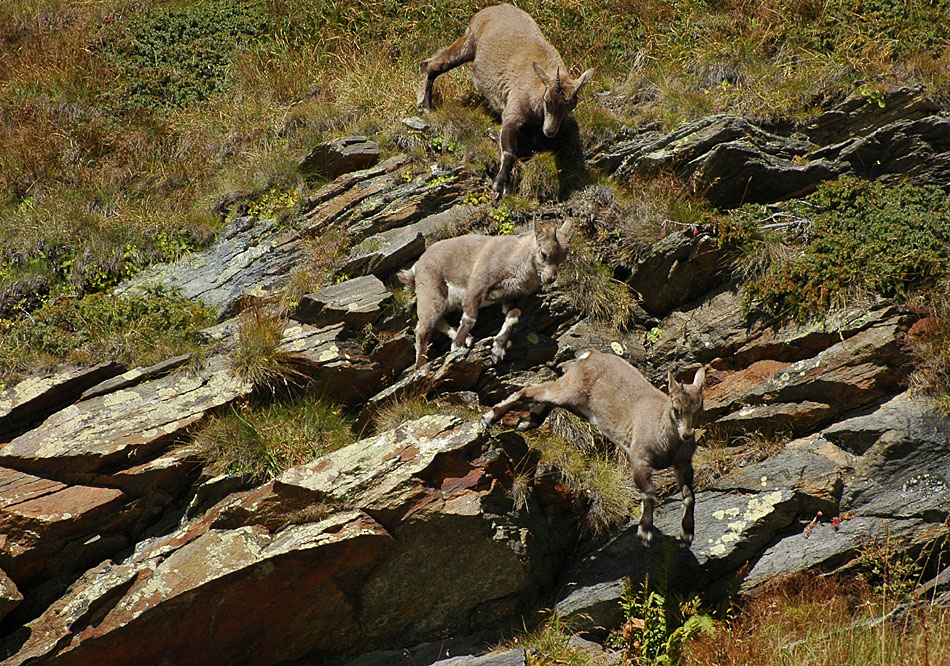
[522,409,637,535]
[0,286,214,381]
[192,394,355,482]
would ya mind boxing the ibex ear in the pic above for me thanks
[692,366,706,389]
[533,61,553,88]
[574,69,594,97]
[534,215,546,238]
[667,369,679,394]
[556,219,574,246]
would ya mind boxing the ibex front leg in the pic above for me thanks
[675,462,695,546]
[494,117,522,200]
[633,463,657,545]
[490,302,522,364]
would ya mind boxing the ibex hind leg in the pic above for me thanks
[483,377,577,429]
[418,32,475,111]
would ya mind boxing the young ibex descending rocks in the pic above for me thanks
[399,218,573,369]
[483,349,706,545]
[417,3,594,199]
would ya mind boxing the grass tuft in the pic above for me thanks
[192,394,355,483]
[231,305,308,390]
[523,409,636,535]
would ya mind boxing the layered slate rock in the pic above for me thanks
[292,275,393,330]
[742,391,950,590]
[8,415,571,665]
[115,217,306,317]
[0,363,124,442]
[679,303,918,438]
[0,354,251,486]
[299,136,382,179]
[591,88,950,208]
[0,468,133,589]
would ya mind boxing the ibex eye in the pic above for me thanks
[540,251,548,261]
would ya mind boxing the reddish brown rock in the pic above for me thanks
[0,567,21,623]
[0,467,130,588]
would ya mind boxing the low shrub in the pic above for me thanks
[0,286,214,380]
[718,178,950,320]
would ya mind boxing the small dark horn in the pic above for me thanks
[554,67,562,92]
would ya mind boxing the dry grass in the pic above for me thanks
[909,273,950,416]
[685,572,950,666]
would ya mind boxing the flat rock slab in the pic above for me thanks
[293,275,392,330]
[0,354,251,485]
[299,136,381,179]
[343,226,426,278]
[435,650,527,665]
[0,466,129,587]
[116,217,305,317]
[0,363,125,442]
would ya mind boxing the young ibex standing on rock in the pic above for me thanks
[417,3,594,198]
[483,349,706,546]
[399,218,573,369]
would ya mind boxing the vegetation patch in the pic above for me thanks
[910,273,950,416]
[685,570,950,666]
[193,394,355,482]
[718,178,950,320]
[97,0,269,112]
[231,306,309,391]
[0,286,214,380]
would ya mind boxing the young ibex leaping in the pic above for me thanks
[399,218,573,369]
[417,3,594,199]
[483,350,706,545]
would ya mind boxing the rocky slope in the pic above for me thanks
[1,87,949,665]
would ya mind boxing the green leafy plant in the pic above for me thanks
[98,0,269,112]
[611,550,715,665]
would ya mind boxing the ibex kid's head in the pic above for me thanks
[533,217,574,286]
[532,63,594,138]
[667,367,706,442]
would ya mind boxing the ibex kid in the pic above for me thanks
[483,349,706,545]
[417,3,593,199]
[399,218,573,369]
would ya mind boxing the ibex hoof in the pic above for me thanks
[481,412,495,428]
[681,531,694,547]
[490,348,505,365]
[514,419,536,432]
[637,525,654,546]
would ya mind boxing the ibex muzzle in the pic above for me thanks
[483,349,706,545]
[417,3,593,199]
[399,218,573,369]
